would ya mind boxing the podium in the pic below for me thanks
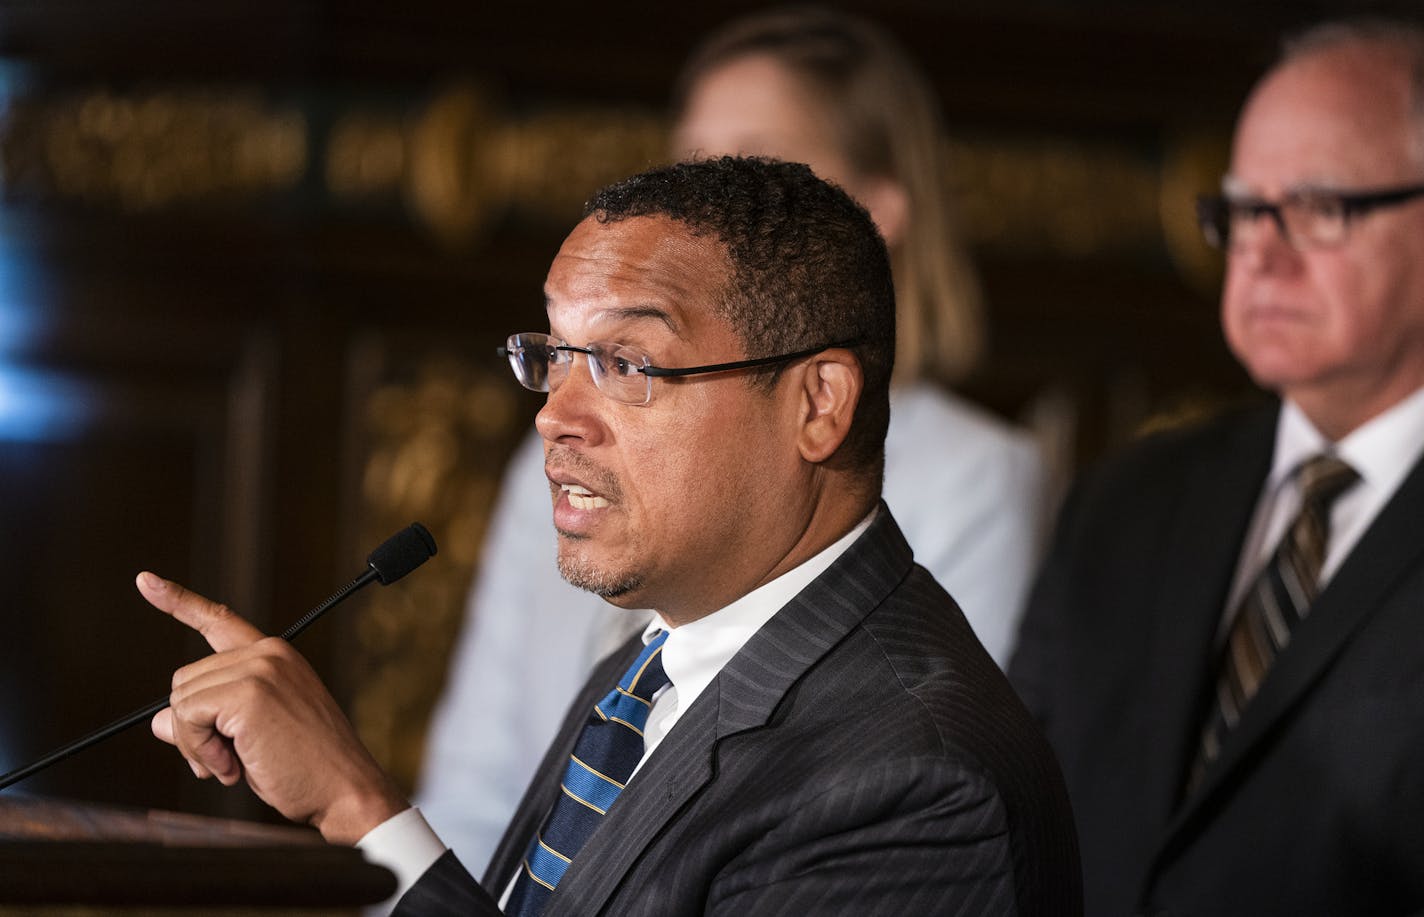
[0,794,397,915]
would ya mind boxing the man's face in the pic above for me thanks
[536,214,812,622]
[1221,44,1424,437]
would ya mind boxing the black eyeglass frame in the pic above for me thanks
[1196,182,1424,250]
[497,333,867,404]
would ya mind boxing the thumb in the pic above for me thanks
[150,707,215,780]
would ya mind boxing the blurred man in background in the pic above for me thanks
[1011,18,1424,916]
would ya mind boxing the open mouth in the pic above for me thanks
[563,483,610,510]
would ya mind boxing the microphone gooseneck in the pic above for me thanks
[0,522,438,792]
[280,523,437,641]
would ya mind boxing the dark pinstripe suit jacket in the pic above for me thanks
[395,506,1081,916]
[1010,404,1424,916]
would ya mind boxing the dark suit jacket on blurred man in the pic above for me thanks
[1012,403,1424,915]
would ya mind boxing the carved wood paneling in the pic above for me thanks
[0,256,275,817]
[0,0,1393,819]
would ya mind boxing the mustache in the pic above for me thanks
[546,445,623,502]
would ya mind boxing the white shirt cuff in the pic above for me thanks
[355,806,449,911]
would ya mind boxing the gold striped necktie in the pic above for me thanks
[1187,454,1359,795]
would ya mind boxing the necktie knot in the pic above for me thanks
[1297,454,1359,511]
[593,630,670,737]
[617,630,671,703]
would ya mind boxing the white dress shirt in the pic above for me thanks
[360,510,877,910]
[1224,384,1424,625]
[637,510,875,774]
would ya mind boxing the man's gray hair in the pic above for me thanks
[1281,18,1424,166]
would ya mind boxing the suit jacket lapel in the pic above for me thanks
[546,505,913,916]
[1171,446,1424,829]
[1135,408,1276,834]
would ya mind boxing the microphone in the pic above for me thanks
[0,522,438,792]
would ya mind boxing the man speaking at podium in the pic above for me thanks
[136,156,1079,915]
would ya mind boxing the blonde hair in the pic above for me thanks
[674,6,985,385]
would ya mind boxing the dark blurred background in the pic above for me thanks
[0,0,1416,823]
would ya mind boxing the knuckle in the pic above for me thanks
[256,635,288,655]
[249,654,283,684]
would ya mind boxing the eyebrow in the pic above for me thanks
[600,306,681,333]
[543,301,685,339]
[1221,175,1249,196]
[1221,175,1348,198]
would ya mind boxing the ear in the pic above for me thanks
[793,347,863,464]
[857,177,909,250]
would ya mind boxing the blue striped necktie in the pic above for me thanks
[1187,454,1359,794]
[505,630,670,917]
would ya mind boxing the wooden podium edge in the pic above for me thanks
[0,795,397,908]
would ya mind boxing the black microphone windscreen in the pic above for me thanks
[367,522,438,585]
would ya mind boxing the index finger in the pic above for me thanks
[136,572,265,653]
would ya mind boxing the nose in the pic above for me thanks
[1230,211,1299,275]
[535,351,607,447]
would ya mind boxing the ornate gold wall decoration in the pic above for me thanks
[946,135,1163,256]
[494,106,669,224]
[0,88,307,209]
[326,82,668,245]
[325,111,408,200]
[404,85,508,245]
[351,352,529,792]
[0,77,1223,271]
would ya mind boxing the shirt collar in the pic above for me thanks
[1276,384,1424,497]
[1267,400,1332,495]
[639,507,878,709]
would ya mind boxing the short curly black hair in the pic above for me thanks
[585,155,895,479]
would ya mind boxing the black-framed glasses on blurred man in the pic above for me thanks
[499,332,864,406]
[1196,183,1424,251]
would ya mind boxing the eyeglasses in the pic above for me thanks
[1196,183,1424,251]
[499,332,863,406]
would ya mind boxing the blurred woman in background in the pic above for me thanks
[672,7,1045,660]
